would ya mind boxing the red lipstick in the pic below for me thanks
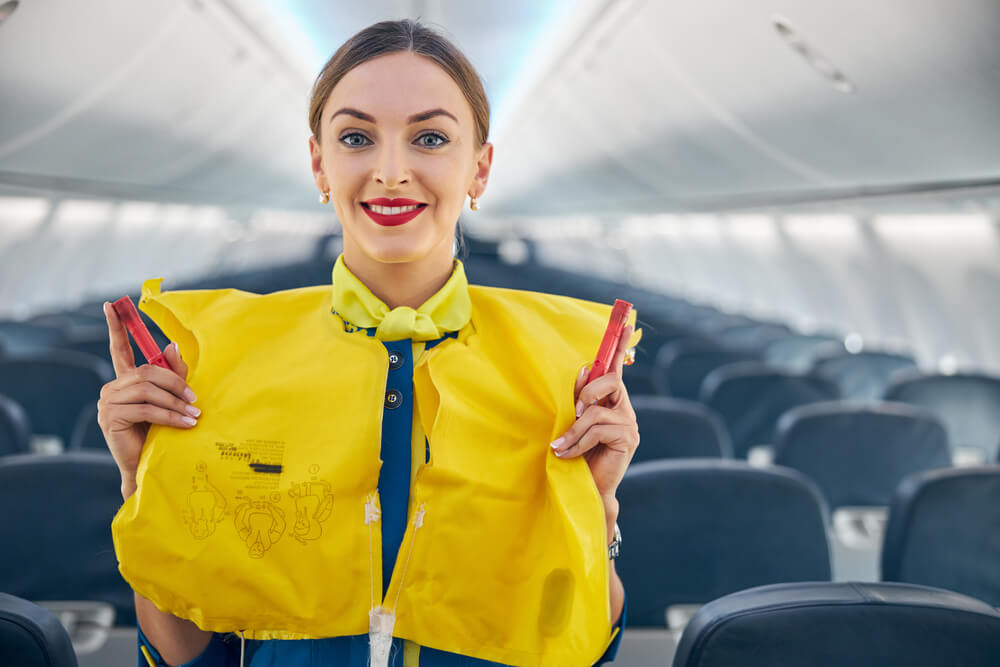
[362,198,427,227]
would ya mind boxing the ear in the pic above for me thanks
[468,141,494,198]
[309,135,328,191]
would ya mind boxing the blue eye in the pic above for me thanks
[340,132,371,148]
[415,132,448,148]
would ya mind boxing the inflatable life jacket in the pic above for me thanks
[112,272,639,666]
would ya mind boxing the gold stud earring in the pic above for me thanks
[469,196,479,211]
[319,190,330,205]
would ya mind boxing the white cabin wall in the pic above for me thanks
[524,209,1000,375]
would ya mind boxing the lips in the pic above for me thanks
[361,197,428,227]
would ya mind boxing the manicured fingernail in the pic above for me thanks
[185,405,201,417]
[550,437,564,450]
[184,388,197,402]
[575,401,584,418]
[182,416,197,426]
[578,366,588,380]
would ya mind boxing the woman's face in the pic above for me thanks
[309,51,492,268]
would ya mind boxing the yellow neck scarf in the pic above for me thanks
[331,254,472,342]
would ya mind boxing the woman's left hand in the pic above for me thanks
[550,324,639,511]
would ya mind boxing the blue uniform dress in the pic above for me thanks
[137,299,626,666]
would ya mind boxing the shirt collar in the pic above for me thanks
[331,254,472,342]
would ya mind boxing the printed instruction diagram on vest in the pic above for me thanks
[179,439,336,559]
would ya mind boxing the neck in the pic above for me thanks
[342,242,455,309]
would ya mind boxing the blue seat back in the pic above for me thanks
[882,465,1000,606]
[67,402,109,452]
[0,350,112,447]
[0,392,32,456]
[617,460,830,627]
[673,582,1000,667]
[0,592,78,667]
[812,351,917,401]
[631,396,731,461]
[884,373,1000,460]
[700,362,840,458]
[774,401,951,508]
[0,322,67,357]
[764,334,843,371]
[655,339,759,401]
[0,453,134,625]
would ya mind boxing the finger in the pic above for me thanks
[551,405,623,454]
[107,381,200,419]
[612,324,634,377]
[108,363,197,404]
[572,364,588,404]
[101,401,198,432]
[164,341,189,381]
[554,424,631,459]
[104,302,136,377]
[578,372,627,412]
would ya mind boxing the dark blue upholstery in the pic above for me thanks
[773,401,951,508]
[812,350,918,401]
[764,334,843,371]
[67,402,109,452]
[654,339,758,401]
[673,581,1000,667]
[0,322,67,357]
[700,362,840,459]
[881,465,1000,607]
[630,396,731,461]
[0,350,112,447]
[616,460,831,627]
[712,322,792,353]
[0,392,32,456]
[0,592,78,667]
[0,452,134,625]
[884,373,1000,461]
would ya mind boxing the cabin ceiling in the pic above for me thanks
[0,0,997,215]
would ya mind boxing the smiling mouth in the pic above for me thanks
[361,202,428,227]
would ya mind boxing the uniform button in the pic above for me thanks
[385,389,403,410]
[388,351,404,371]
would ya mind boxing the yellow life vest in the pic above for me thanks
[111,275,639,666]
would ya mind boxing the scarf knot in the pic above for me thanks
[331,255,471,342]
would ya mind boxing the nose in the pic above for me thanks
[373,143,410,187]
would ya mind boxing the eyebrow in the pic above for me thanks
[329,107,459,125]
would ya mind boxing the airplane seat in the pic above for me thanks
[711,322,792,353]
[763,334,843,372]
[631,396,732,461]
[0,452,135,627]
[672,581,1000,667]
[699,362,840,460]
[616,460,830,636]
[0,350,113,453]
[654,339,760,401]
[883,372,1000,464]
[0,592,78,667]
[812,350,918,401]
[67,402,110,453]
[773,401,950,549]
[881,465,1000,607]
[0,321,68,357]
[0,392,32,456]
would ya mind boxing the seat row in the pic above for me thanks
[2,452,997,665]
[616,460,1000,628]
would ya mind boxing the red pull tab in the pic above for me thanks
[112,296,171,369]
[586,299,632,384]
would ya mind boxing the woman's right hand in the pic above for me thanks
[98,301,200,499]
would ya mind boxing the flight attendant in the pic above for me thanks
[99,19,637,667]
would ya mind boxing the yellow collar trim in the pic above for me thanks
[331,254,472,342]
